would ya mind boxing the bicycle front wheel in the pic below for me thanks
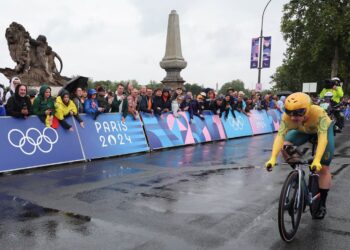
[278,171,304,242]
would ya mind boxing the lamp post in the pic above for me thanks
[257,0,272,85]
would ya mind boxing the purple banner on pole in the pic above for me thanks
[250,37,260,69]
[262,36,271,68]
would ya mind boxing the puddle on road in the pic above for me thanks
[0,192,92,243]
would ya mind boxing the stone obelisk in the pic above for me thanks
[160,10,187,89]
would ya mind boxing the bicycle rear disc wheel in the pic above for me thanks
[278,171,304,242]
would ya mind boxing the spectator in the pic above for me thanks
[106,91,114,107]
[195,93,205,120]
[127,88,140,120]
[32,85,56,127]
[269,95,278,109]
[238,91,247,111]
[253,92,262,110]
[126,82,134,96]
[6,83,32,119]
[81,89,88,104]
[55,90,84,131]
[96,86,110,112]
[137,85,147,111]
[180,94,194,123]
[161,88,172,113]
[260,94,270,110]
[139,87,154,113]
[171,87,184,101]
[224,94,235,119]
[172,95,184,118]
[0,84,5,116]
[72,87,84,113]
[245,97,254,113]
[210,95,225,118]
[84,89,102,120]
[277,95,286,113]
[205,89,216,110]
[5,76,21,104]
[236,95,248,115]
[111,83,128,122]
[152,88,163,116]
[186,91,193,100]
[0,83,5,103]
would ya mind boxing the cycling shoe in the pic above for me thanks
[313,206,327,220]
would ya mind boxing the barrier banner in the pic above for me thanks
[248,110,273,135]
[141,111,195,150]
[0,116,84,172]
[220,110,253,138]
[76,113,149,159]
[187,111,226,143]
[267,109,282,132]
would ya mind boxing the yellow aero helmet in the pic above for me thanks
[284,92,311,116]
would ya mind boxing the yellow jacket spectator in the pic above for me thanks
[55,90,84,130]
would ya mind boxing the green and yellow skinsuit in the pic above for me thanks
[268,105,334,169]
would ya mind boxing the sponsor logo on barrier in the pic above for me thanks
[8,127,59,155]
[230,116,244,130]
[254,115,267,129]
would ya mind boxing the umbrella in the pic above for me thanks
[276,91,292,97]
[61,76,88,94]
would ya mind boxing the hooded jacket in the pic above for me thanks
[5,84,32,118]
[55,90,78,120]
[5,77,20,104]
[55,90,82,129]
[32,85,56,116]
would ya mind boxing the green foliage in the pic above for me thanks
[88,79,140,93]
[146,80,163,90]
[184,83,202,95]
[218,79,246,95]
[272,1,350,95]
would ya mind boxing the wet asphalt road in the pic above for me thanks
[1,123,350,250]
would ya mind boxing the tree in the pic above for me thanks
[272,1,350,95]
[218,79,246,95]
[146,80,163,90]
[184,83,202,95]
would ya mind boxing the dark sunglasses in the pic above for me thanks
[285,108,306,117]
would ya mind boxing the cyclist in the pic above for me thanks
[265,92,334,219]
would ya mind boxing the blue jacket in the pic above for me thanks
[84,98,99,114]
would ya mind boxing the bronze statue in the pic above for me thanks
[0,22,66,86]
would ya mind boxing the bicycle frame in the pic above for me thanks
[290,164,319,208]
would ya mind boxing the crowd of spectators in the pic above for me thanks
[1,76,350,129]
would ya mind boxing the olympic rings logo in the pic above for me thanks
[230,116,244,130]
[8,127,59,155]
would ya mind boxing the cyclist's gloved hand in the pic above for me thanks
[265,158,276,170]
[310,160,322,172]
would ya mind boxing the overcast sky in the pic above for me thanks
[0,0,289,90]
